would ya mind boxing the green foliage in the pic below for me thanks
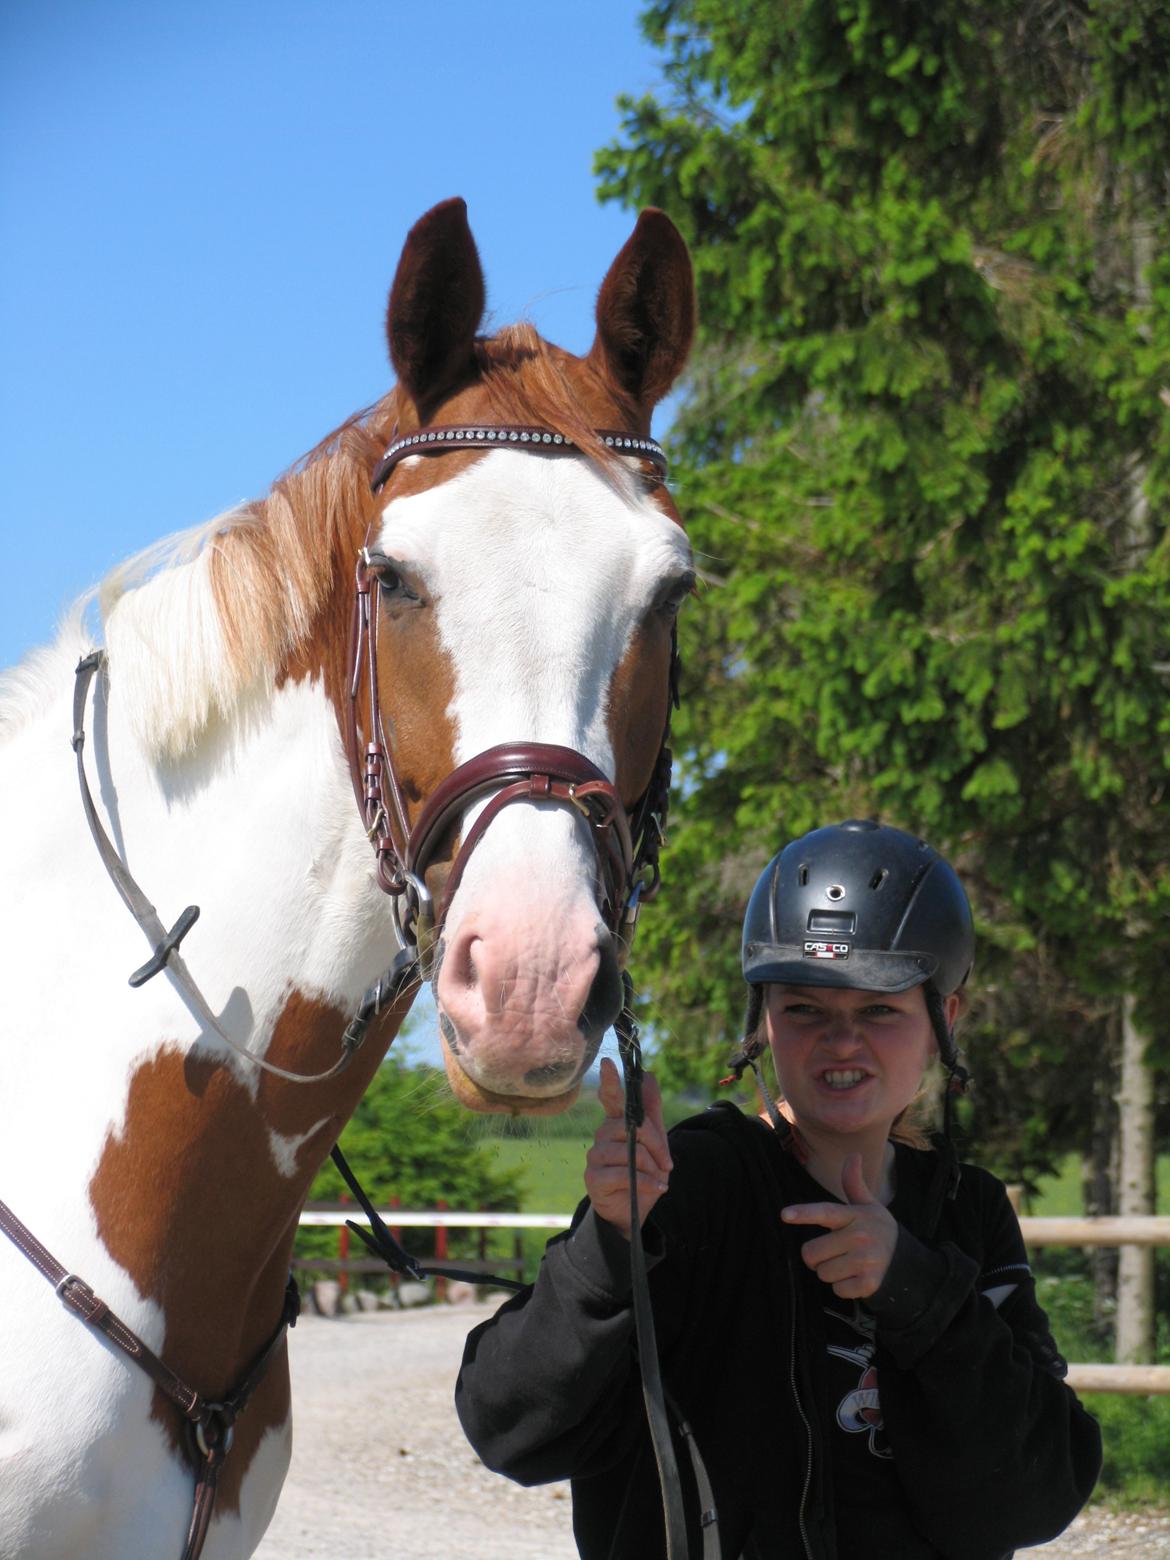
[596,0,1170,1176]
[1087,1392,1170,1507]
[1033,1264,1170,1508]
[488,1135,594,1214]
[294,1055,523,1267]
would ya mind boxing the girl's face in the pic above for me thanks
[764,983,958,1147]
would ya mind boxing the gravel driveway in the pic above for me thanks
[256,1304,1168,1559]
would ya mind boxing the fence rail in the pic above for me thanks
[299,1208,571,1230]
[1018,1216,1170,1247]
[298,1205,1169,1393]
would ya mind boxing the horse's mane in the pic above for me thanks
[1,326,629,759]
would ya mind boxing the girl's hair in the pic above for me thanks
[888,1083,937,1150]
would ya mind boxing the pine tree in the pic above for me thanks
[599,3,1169,1362]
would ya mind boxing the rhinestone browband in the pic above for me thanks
[370,424,667,492]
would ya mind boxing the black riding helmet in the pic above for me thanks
[739,819,974,1073]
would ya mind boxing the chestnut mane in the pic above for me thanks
[22,326,631,761]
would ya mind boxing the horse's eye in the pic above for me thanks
[656,570,696,619]
[366,552,417,603]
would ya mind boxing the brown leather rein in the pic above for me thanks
[0,1194,299,1560]
[0,418,682,1560]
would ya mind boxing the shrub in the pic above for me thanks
[295,1056,524,1274]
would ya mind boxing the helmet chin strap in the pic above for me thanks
[719,983,796,1147]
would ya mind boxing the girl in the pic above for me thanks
[456,820,1102,1558]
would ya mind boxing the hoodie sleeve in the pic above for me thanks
[454,1112,744,1488]
[867,1168,1102,1558]
[455,1200,662,1484]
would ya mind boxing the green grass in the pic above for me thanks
[1084,1392,1170,1507]
[486,1134,593,1215]
[1028,1153,1170,1217]
[484,1132,1170,1222]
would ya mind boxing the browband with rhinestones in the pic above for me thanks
[370,424,668,492]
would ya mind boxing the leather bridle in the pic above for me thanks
[348,420,676,961]
[0,417,700,1560]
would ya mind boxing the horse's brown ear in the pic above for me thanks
[589,209,695,410]
[387,198,485,411]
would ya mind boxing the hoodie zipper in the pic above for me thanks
[787,1253,816,1560]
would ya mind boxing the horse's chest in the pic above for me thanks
[0,1336,291,1559]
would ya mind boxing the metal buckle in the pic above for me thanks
[393,871,434,953]
[54,1273,92,1306]
[195,1408,235,1459]
[565,783,594,820]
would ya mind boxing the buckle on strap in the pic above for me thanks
[55,1272,93,1304]
[55,1272,108,1325]
[194,1406,236,1460]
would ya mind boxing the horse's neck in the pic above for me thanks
[1,648,403,1377]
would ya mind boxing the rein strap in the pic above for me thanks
[0,1194,299,1560]
[71,652,413,1085]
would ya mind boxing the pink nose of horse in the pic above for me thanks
[436,908,622,1105]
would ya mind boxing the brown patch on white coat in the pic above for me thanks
[88,985,413,1521]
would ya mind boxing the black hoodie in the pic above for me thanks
[456,1103,1101,1558]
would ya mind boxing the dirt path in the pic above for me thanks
[255,1305,575,1559]
[256,1305,1168,1558]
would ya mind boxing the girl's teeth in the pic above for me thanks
[823,1070,865,1089]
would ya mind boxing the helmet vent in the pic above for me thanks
[798,865,809,886]
[826,884,846,902]
[869,869,889,891]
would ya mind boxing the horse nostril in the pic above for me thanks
[438,1010,461,1054]
[577,942,623,1044]
[523,1059,580,1089]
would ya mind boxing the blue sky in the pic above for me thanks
[1,0,673,669]
[2,1,676,1070]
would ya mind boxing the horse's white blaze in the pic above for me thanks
[377,450,691,1097]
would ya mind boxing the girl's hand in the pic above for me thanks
[780,1153,899,1299]
[584,1057,672,1239]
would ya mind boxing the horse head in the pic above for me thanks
[364,198,695,1113]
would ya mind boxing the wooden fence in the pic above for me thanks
[294,1203,563,1300]
[298,1205,1170,1394]
[1015,1214,1170,1395]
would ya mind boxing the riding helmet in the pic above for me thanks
[742,819,973,995]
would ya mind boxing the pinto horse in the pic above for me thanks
[0,199,694,1559]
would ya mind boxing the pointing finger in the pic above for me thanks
[781,1202,854,1229]
[641,1073,672,1156]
